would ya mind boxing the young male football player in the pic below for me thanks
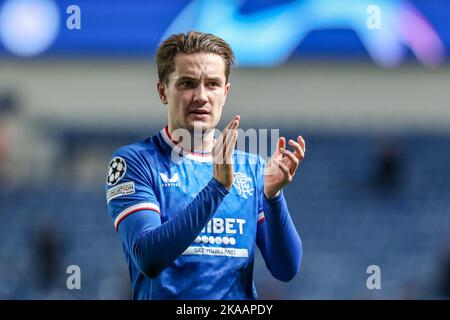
[105,31,306,299]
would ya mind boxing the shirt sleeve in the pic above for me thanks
[255,157,303,282]
[118,178,229,278]
[105,147,160,231]
[105,147,230,278]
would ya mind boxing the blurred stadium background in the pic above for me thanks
[0,0,450,299]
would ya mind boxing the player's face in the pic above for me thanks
[158,53,230,132]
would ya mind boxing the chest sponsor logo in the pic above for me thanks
[182,218,248,258]
[200,217,245,236]
[107,181,135,203]
[233,172,254,199]
[160,172,181,187]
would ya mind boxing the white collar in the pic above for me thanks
[160,126,213,163]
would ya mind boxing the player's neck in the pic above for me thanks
[166,124,215,154]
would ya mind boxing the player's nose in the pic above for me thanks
[193,84,208,104]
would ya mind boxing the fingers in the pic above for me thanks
[224,116,240,162]
[280,149,299,175]
[213,115,240,164]
[224,129,238,164]
[275,135,306,176]
[213,115,238,148]
[272,136,286,157]
[278,137,286,152]
[212,132,224,163]
[273,159,292,182]
[214,128,230,164]
[297,135,306,153]
[232,115,240,129]
[214,115,240,148]
[222,117,236,132]
[287,137,305,160]
[226,115,240,131]
[223,116,239,163]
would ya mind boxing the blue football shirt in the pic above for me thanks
[106,126,267,299]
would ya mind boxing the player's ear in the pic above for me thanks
[157,80,168,105]
[223,82,231,102]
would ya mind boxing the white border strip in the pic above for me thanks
[114,202,160,230]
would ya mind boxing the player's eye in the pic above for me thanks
[207,81,221,88]
[179,80,195,88]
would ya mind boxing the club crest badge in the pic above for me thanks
[233,172,254,199]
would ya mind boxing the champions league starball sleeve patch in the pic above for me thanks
[107,156,127,186]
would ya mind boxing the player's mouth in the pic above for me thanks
[189,108,210,115]
[188,109,211,118]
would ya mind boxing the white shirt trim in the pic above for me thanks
[160,127,213,163]
[114,202,160,230]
